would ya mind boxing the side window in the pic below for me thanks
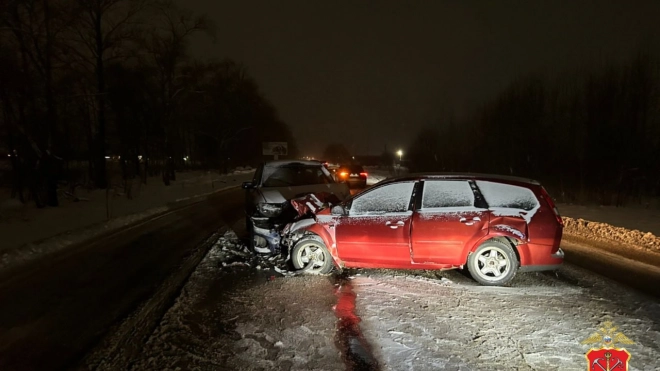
[475,181,539,210]
[421,180,475,209]
[350,182,415,215]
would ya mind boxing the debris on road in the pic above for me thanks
[213,230,296,276]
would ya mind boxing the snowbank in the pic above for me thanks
[558,203,660,236]
[563,217,660,254]
[558,203,660,256]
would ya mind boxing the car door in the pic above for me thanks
[335,181,417,265]
[411,180,488,265]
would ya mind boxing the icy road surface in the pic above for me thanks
[352,268,659,370]
[109,231,660,371]
[123,232,344,371]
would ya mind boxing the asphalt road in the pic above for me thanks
[0,187,245,371]
[562,238,660,298]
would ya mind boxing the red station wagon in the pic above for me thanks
[282,174,564,286]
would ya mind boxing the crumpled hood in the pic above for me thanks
[289,192,343,217]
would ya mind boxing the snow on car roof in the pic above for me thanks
[264,160,324,167]
[384,172,541,186]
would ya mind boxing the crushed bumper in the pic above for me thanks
[250,217,283,254]
[519,248,564,272]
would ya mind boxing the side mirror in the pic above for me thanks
[331,204,347,216]
[242,181,254,190]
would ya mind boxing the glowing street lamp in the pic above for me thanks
[397,149,403,162]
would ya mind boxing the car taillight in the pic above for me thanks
[541,187,563,226]
[339,171,348,177]
[360,172,368,177]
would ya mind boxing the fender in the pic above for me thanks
[490,215,528,239]
[459,228,529,265]
[295,222,344,268]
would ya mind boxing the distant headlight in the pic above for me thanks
[258,202,284,217]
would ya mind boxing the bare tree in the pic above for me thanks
[67,0,146,188]
[143,0,213,184]
[1,0,72,207]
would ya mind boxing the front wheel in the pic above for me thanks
[467,240,518,286]
[291,238,334,275]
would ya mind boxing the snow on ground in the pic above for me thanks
[122,229,660,370]
[0,170,254,271]
[130,230,344,371]
[349,266,660,371]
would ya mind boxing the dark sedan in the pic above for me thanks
[242,160,350,254]
[335,164,368,188]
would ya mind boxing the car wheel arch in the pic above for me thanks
[465,235,524,266]
[288,227,343,268]
[466,239,520,286]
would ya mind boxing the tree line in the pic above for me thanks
[0,0,297,208]
[408,53,660,206]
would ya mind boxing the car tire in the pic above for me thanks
[291,237,334,275]
[467,240,519,286]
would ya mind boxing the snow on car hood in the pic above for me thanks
[258,183,349,204]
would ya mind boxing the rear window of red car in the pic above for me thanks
[475,181,539,210]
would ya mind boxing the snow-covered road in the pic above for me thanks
[117,232,345,371]
[107,230,660,371]
[353,267,659,370]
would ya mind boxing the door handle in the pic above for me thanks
[385,221,405,229]
[459,217,478,226]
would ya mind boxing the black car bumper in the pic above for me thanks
[249,215,290,254]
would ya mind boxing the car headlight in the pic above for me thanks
[258,202,284,217]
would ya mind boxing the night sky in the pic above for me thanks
[176,0,660,157]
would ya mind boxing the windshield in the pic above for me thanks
[261,165,335,187]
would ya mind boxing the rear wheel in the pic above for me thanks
[467,240,518,286]
[291,238,334,274]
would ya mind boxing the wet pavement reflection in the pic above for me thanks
[332,274,380,371]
